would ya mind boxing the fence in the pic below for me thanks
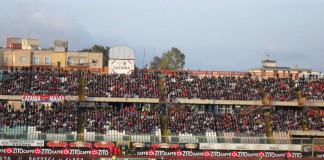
[1,133,324,158]
[0,132,317,145]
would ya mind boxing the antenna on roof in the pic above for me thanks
[264,50,269,60]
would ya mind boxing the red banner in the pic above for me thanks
[315,145,324,152]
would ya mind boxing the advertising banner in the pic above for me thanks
[315,152,324,158]
[314,145,324,152]
[314,145,324,158]
[136,150,303,158]
[108,60,134,75]
[21,94,65,102]
[0,147,110,156]
[46,141,115,149]
[0,140,44,147]
[0,156,156,160]
[131,142,198,149]
[199,143,301,151]
[0,147,303,158]
[301,144,313,157]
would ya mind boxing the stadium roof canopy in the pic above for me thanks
[109,45,135,60]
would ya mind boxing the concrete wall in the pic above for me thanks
[0,48,12,66]
[22,39,39,50]
[88,52,103,69]
[0,95,78,101]
[66,52,103,69]
[13,50,32,66]
[52,52,67,68]
[1,95,324,107]
[32,50,52,65]
[1,50,103,69]
[2,52,13,66]
[7,38,22,45]
[7,38,22,49]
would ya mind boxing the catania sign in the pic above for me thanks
[21,95,65,102]
[109,60,134,75]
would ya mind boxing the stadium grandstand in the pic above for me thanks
[0,66,324,159]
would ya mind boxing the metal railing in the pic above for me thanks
[0,132,315,145]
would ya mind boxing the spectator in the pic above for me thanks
[262,77,296,101]
[0,67,80,95]
[270,107,305,132]
[85,72,159,98]
[83,104,161,135]
[164,75,261,100]
[298,79,324,101]
[167,108,265,136]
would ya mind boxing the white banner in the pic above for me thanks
[0,140,44,147]
[108,59,134,74]
[200,143,301,151]
[21,94,65,102]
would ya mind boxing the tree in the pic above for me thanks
[160,47,185,70]
[79,48,92,52]
[91,45,110,66]
[150,56,161,69]
[79,45,110,66]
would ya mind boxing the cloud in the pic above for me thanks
[29,11,44,20]
[0,0,323,72]
[0,0,92,50]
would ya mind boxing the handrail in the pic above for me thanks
[0,132,315,144]
[245,105,264,115]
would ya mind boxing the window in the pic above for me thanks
[45,57,50,65]
[3,57,8,63]
[33,57,39,65]
[217,105,233,114]
[68,59,73,65]
[92,59,97,66]
[20,56,26,62]
[80,58,84,65]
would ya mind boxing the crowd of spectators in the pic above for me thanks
[270,106,324,132]
[162,73,324,101]
[85,72,159,98]
[307,115,324,131]
[1,67,324,142]
[1,100,324,141]
[1,67,324,101]
[27,102,78,133]
[0,102,78,133]
[84,105,161,135]
[164,74,261,100]
[270,107,306,132]
[0,103,27,127]
[0,67,80,95]
[262,77,296,101]
[167,108,265,136]
[298,79,324,101]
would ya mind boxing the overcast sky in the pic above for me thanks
[0,0,323,72]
